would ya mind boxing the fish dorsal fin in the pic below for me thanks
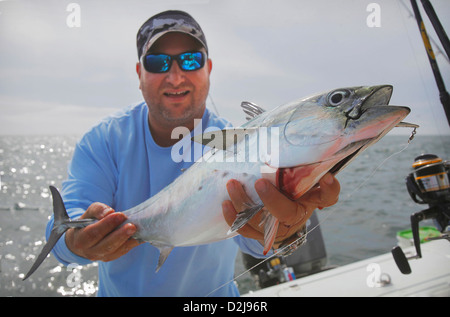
[192,127,258,151]
[241,101,266,121]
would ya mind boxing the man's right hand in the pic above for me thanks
[65,203,141,262]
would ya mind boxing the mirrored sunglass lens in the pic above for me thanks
[179,52,204,71]
[145,54,171,73]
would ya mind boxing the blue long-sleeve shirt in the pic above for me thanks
[46,102,269,296]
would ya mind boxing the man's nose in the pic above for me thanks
[166,61,184,86]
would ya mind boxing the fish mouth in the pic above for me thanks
[332,86,411,174]
[344,85,413,130]
[360,85,393,109]
[328,140,369,175]
[282,85,413,169]
[283,85,399,147]
[313,136,377,176]
[344,85,393,127]
[345,86,411,145]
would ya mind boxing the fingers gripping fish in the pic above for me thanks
[23,85,416,280]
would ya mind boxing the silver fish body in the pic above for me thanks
[122,85,413,268]
[23,85,414,279]
[124,162,259,247]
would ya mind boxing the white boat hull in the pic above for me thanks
[243,239,450,297]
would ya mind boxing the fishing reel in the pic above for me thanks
[392,154,450,274]
[256,257,296,289]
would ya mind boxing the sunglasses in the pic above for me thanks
[141,51,206,73]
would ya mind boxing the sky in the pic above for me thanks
[0,0,449,136]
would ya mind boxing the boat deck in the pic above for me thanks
[243,239,450,297]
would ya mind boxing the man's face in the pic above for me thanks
[137,32,212,133]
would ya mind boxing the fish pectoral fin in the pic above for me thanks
[154,244,174,272]
[192,128,258,151]
[227,203,264,235]
[260,212,279,255]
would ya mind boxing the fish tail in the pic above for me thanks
[22,226,67,281]
[23,186,89,281]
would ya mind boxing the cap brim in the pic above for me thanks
[143,30,208,55]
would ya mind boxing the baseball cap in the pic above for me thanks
[136,10,208,60]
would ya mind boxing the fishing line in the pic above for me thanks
[344,132,416,201]
[206,129,417,297]
[301,128,417,243]
[208,93,220,116]
[205,242,288,297]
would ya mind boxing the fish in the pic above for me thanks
[22,84,415,281]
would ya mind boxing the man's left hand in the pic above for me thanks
[222,172,340,247]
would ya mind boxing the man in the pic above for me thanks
[47,10,340,296]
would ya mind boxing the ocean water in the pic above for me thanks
[0,133,449,296]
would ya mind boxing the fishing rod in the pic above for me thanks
[409,0,450,127]
[419,0,450,59]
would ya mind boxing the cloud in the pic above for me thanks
[0,0,449,135]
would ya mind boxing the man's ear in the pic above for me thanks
[207,58,212,74]
[136,62,142,90]
[136,62,142,77]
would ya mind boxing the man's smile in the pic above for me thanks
[163,90,190,98]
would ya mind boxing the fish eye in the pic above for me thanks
[328,90,350,106]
